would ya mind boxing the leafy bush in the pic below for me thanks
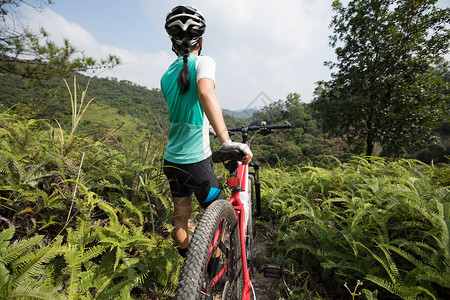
[261,157,449,299]
[0,203,181,299]
[0,102,180,298]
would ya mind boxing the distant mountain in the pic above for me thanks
[222,108,257,120]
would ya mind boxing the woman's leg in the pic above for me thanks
[173,195,193,250]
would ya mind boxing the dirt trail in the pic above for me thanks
[250,227,284,300]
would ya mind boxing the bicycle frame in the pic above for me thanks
[206,122,291,299]
[229,153,252,299]
[207,143,252,299]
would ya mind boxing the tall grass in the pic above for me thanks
[52,76,96,155]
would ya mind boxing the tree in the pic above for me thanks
[313,0,450,157]
[0,0,119,79]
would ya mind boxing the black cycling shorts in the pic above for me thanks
[163,157,223,208]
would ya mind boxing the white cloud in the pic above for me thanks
[184,0,335,108]
[20,1,336,109]
[20,6,97,54]
[19,5,173,91]
[18,0,449,110]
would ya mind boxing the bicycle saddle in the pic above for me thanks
[212,149,244,163]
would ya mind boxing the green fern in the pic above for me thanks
[59,200,179,299]
[365,274,436,300]
[387,243,449,288]
[8,280,65,300]
[1,99,180,298]
[0,228,43,265]
[0,227,65,299]
[361,288,379,300]
[261,156,449,298]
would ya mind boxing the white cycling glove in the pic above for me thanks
[218,139,253,156]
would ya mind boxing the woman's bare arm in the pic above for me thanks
[198,78,252,164]
[197,78,230,143]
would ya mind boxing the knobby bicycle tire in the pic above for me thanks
[175,200,243,300]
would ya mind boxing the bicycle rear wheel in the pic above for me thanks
[175,200,243,300]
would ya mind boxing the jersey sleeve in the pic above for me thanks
[196,56,216,83]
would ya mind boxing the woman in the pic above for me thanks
[161,5,252,257]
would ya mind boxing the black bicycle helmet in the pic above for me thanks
[165,5,206,46]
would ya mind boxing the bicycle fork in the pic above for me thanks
[228,161,253,299]
[229,190,252,300]
[249,161,261,217]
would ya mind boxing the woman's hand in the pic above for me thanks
[240,153,253,165]
[218,140,253,165]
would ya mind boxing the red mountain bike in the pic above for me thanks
[175,122,291,300]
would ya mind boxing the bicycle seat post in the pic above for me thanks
[223,160,238,173]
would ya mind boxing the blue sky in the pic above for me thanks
[18,0,450,110]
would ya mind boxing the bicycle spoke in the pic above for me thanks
[175,200,242,299]
[198,216,241,299]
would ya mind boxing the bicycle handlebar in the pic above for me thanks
[225,121,291,144]
[228,122,291,133]
[212,122,291,164]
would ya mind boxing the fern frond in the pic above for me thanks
[386,244,435,273]
[12,236,62,288]
[0,150,15,174]
[0,262,10,291]
[0,227,15,249]
[11,159,26,184]
[64,247,82,300]
[355,242,398,285]
[8,278,66,300]
[121,197,144,226]
[0,234,43,265]
[21,157,54,186]
[96,266,145,300]
[97,201,119,227]
[66,244,106,269]
[361,288,378,300]
[378,244,402,286]
[365,275,436,300]
[340,229,359,257]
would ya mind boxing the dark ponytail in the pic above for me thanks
[178,36,191,94]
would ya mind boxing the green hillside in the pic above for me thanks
[0,71,169,145]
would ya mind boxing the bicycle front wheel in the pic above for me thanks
[175,200,243,300]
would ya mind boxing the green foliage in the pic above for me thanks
[261,157,449,299]
[0,71,170,145]
[0,227,66,299]
[0,84,180,298]
[249,93,351,165]
[0,202,182,299]
[314,0,450,157]
[59,202,181,299]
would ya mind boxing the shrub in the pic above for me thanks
[262,157,449,299]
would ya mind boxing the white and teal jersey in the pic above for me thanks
[161,53,216,164]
